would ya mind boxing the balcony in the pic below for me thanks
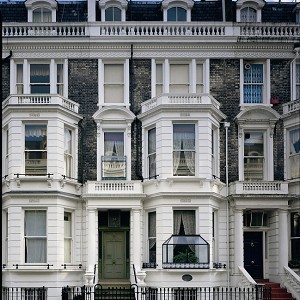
[2,94,79,114]
[282,98,300,115]
[101,156,126,180]
[2,22,299,41]
[229,181,289,195]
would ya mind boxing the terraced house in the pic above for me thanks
[1,0,300,299]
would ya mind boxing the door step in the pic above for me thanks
[256,279,296,300]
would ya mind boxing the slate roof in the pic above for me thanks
[0,1,298,23]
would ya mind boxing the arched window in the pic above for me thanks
[33,7,52,22]
[240,7,257,22]
[167,7,187,21]
[105,6,122,21]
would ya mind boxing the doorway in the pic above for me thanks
[244,232,264,279]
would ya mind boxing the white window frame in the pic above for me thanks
[162,0,194,22]
[151,59,209,97]
[64,127,74,178]
[25,0,57,22]
[2,127,9,177]
[236,0,264,23]
[286,127,300,180]
[147,127,157,179]
[240,59,270,106]
[211,126,219,179]
[99,0,128,22]
[291,60,300,101]
[147,211,156,265]
[98,59,129,107]
[10,59,68,97]
[24,209,47,264]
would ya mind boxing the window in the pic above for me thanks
[104,64,124,103]
[30,64,50,94]
[156,64,163,96]
[244,211,267,227]
[174,210,195,235]
[288,128,300,179]
[64,212,72,263]
[244,132,264,181]
[33,7,52,22]
[148,212,156,265]
[105,7,121,21]
[102,132,126,179]
[64,128,73,178]
[290,212,300,265]
[211,128,218,178]
[296,63,300,100]
[57,64,64,95]
[240,7,257,22]
[24,210,47,263]
[167,7,187,21]
[243,63,263,104]
[23,287,46,300]
[173,124,195,176]
[196,63,204,93]
[148,128,156,179]
[4,129,9,176]
[170,64,189,93]
[25,125,47,175]
[17,64,24,94]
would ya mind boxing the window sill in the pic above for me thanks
[239,103,273,110]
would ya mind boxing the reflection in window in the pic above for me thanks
[64,128,72,178]
[148,212,156,264]
[25,210,47,263]
[156,64,163,96]
[244,132,264,181]
[290,212,300,265]
[25,125,47,175]
[148,128,156,179]
[167,7,187,21]
[57,64,64,96]
[17,64,24,94]
[105,7,121,21]
[240,7,257,22]
[33,7,52,22]
[30,64,50,94]
[289,128,300,179]
[173,124,195,176]
[244,64,263,104]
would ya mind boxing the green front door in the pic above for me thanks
[103,231,126,279]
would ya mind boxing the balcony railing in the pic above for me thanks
[2,22,299,40]
[141,93,221,114]
[84,180,143,194]
[2,94,79,114]
[282,98,300,115]
[229,181,289,195]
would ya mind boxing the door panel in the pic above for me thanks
[244,232,263,279]
[103,231,125,279]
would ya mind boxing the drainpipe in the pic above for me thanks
[223,121,230,288]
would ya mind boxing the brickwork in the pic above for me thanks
[68,59,98,182]
[130,59,151,180]
[210,59,240,183]
[2,61,10,101]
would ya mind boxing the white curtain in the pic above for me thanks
[104,133,124,156]
[24,211,46,263]
[174,211,195,235]
[25,125,46,138]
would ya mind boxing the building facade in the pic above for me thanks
[1,0,300,298]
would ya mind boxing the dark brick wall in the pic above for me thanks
[68,59,98,182]
[210,59,240,183]
[130,59,151,180]
[2,61,10,101]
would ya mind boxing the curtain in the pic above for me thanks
[174,211,195,235]
[25,211,46,263]
[25,125,47,138]
[148,212,156,251]
[148,128,156,177]
[104,133,124,156]
[64,129,72,154]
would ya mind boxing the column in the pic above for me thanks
[85,208,96,285]
[234,209,244,274]
[278,209,289,274]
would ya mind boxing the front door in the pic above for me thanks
[103,231,126,279]
[244,232,263,279]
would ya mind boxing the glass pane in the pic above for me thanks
[25,210,46,236]
[241,7,257,22]
[64,212,72,237]
[105,7,114,21]
[30,64,50,83]
[244,132,263,156]
[177,7,187,21]
[170,65,189,84]
[25,125,47,150]
[64,239,71,263]
[105,64,123,82]
[113,7,121,21]
[174,210,195,235]
[104,85,124,103]
[104,132,124,156]
[167,7,176,21]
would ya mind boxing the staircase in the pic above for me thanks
[256,279,296,300]
[95,281,135,300]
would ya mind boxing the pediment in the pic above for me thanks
[25,0,57,9]
[236,0,265,9]
[162,0,194,9]
[235,106,280,124]
[93,106,135,123]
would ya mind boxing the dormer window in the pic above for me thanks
[236,0,265,23]
[25,0,57,23]
[99,0,128,22]
[162,0,194,22]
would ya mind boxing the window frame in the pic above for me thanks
[25,0,57,23]
[236,0,264,23]
[287,127,300,180]
[167,6,187,22]
[64,127,73,178]
[147,127,157,179]
[24,209,47,264]
[99,0,128,22]
[64,211,73,264]
[148,211,156,265]
[162,0,194,22]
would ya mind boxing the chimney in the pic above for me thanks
[88,0,96,22]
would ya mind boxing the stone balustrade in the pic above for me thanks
[282,99,300,115]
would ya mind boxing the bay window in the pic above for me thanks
[102,132,126,180]
[173,124,195,176]
[288,128,300,179]
[244,131,264,181]
[64,212,72,263]
[64,128,73,178]
[148,128,156,179]
[25,125,47,175]
[25,210,47,263]
[170,64,189,93]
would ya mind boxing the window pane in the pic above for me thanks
[244,64,263,103]
[148,212,156,263]
[167,7,176,21]
[173,124,195,176]
[174,210,195,235]
[148,128,156,178]
[30,64,50,94]
[244,132,264,180]
[104,64,124,103]
[241,7,257,22]
[105,7,121,21]
[17,64,23,94]
[167,7,186,21]
[170,64,189,93]
[296,64,300,99]
[104,132,124,156]
[64,212,72,263]
[177,7,187,21]
[57,64,64,95]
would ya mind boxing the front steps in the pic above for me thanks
[95,280,134,300]
[256,279,296,300]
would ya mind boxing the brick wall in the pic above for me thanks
[2,61,10,101]
[68,59,98,182]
